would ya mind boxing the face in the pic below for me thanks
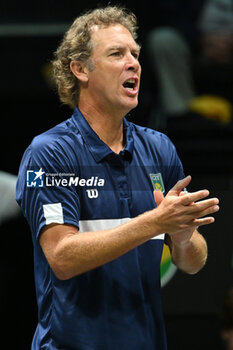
[84,24,141,116]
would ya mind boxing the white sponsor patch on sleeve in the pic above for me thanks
[43,202,64,225]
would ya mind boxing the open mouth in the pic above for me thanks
[122,78,138,91]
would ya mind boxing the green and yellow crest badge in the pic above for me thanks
[149,173,165,193]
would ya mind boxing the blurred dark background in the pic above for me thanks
[0,1,232,349]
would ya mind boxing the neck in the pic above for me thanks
[78,101,126,154]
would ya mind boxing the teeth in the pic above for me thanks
[123,78,136,90]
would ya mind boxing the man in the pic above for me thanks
[16,6,219,350]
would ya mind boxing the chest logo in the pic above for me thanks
[149,173,165,193]
[86,189,98,199]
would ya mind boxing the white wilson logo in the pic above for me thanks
[86,189,98,199]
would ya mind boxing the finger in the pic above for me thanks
[193,216,215,226]
[185,202,219,222]
[186,198,219,212]
[169,175,192,196]
[180,190,210,205]
[196,204,219,218]
[153,190,164,207]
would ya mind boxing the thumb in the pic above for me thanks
[153,190,164,207]
[169,175,192,196]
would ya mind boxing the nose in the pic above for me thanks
[125,53,140,72]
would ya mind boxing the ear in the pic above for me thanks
[70,60,89,83]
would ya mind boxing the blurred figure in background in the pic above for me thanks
[0,171,20,224]
[147,0,233,129]
[219,288,233,350]
[198,0,233,65]
[0,171,36,349]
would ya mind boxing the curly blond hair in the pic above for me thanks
[52,6,138,109]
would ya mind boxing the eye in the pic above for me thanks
[132,52,139,59]
[111,51,120,57]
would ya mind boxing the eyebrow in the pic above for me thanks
[106,44,141,54]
